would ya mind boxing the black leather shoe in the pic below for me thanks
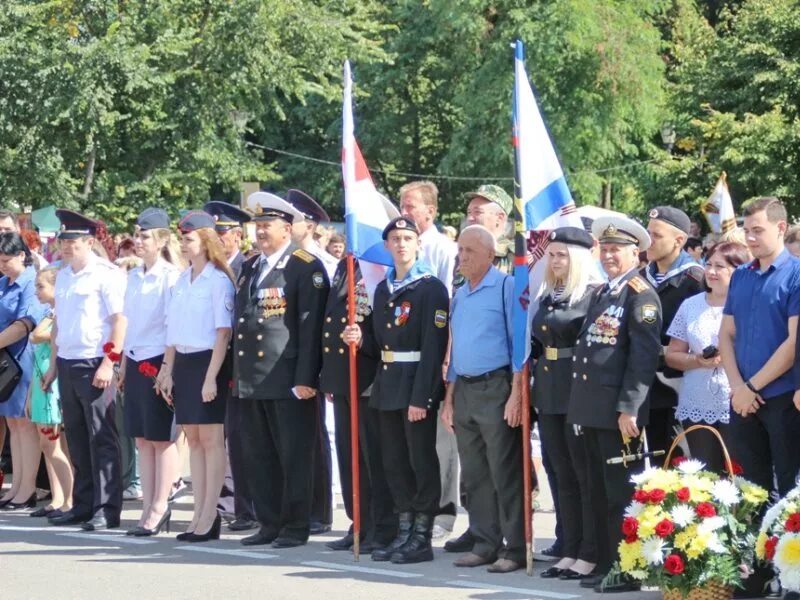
[390,514,434,564]
[540,566,565,578]
[271,536,305,548]
[593,572,641,594]
[3,493,37,510]
[372,512,414,562]
[443,528,475,553]
[49,510,91,526]
[580,574,606,588]
[559,568,593,580]
[309,521,331,535]
[228,518,257,532]
[30,506,56,518]
[241,530,278,546]
[326,534,354,551]
[81,514,120,531]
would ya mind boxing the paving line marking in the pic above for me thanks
[445,580,580,599]
[176,545,279,560]
[301,560,423,579]
[59,533,157,545]
[0,525,83,533]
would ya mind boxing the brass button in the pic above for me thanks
[339,348,344,354]
[572,373,576,379]
[383,365,387,370]
[326,317,332,323]
[238,351,244,356]
[324,332,329,338]
[258,318,263,324]
[572,357,576,362]
[541,325,547,331]
[237,334,243,340]
[582,374,587,381]
[324,347,330,353]
[583,358,587,363]
[389,302,394,308]
[385,345,389,349]
[548,305,554,311]
[387,323,391,329]
[239,318,245,323]
[543,366,549,372]
[256,334,263,341]
[258,351,264,358]
[341,318,346,324]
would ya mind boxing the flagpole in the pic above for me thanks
[346,252,361,560]
[512,39,534,577]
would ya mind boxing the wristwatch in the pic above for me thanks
[744,380,760,394]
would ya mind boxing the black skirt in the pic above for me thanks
[173,350,228,425]
[123,354,176,442]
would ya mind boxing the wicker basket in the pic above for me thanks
[662,581,733,600]
[663,424,734,473]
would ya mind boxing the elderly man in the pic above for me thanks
[568,215,662,593]
[441,225,523,574]
[203,201,251,279]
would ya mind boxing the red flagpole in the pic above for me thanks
[346,252,361,560]
[521,363,533,575]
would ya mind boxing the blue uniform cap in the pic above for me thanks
[285,189,329,223]
[56,209,98,239]
[136,207,170,231]
[382,216,420,240]
[549,226,594,250]
[202,200,251,231]
[178,210,216,233]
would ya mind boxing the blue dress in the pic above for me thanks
[0,266,46,418]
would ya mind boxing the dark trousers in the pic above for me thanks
[540,435,563,552]
[240,398,317,541]
[57,357,122,519]
[225,396,255,521]
[378,407,441,515]
[538,413,596,562]
[332,394,396,543]
[453,374,524,562]
[727,392,800,496]
[681,420,729,475]
[646,406,676,455]
[311,395,333,526]
[583,427,639,575]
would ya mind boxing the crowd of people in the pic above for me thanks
[0,185,799,596]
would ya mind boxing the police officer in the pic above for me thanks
[643,206,704,455]
[234,192,329,549]
[344,216,449,565]
[318,258,396,552]
[567,216,662,593]
[203,200,256,531]
[286,189,338,280]
[44,210,127,530]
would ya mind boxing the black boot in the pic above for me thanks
[371,512,414,562]
[391,513,434,564]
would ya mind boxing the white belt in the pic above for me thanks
[381,350,421,363]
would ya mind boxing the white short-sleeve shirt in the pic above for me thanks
[166,262,234,352]
[419,226,457,296]
[124,259,181,361]
[55,254,127,359]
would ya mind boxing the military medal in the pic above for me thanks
[258,288,286,319]
[355,280,371,323]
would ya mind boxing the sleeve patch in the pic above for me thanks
[292,249,315,263]
[641,303,658,324]
[628,276,648,294]
[312,272,324,288]
[434,309,447,328]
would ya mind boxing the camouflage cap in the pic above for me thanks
[464,184,513,216]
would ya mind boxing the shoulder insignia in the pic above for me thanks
[312,272,324,288]
[434,309,447,328]
[627,276,648,294]
[641,303,658,324]
[292,249,315,263]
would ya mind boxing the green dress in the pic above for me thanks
[30,320,60,426]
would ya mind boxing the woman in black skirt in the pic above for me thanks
[531,227,603,580]
[159,210,234,542]
[121,208,183,536]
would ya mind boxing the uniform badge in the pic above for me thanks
[224,297,234,311]
[641,304,658,324]
[395,301,411,326]
[434,309,447,328]
[312,272,324,288]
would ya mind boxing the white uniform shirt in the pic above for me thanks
[54,254,127,360]
[123,259,181,361]
[166,262,234,353]
[255,240,292,287]
[419,226,457,296]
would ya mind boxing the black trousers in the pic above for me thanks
[240,398,317,541]
[225,396,255,521]
[646,406,676,455]
[727,392,800,496]
[583,427,639,575]
[538,413,596,562]
[310,395,333,526]
[540,433,564,552]
[378,407,441,515]
[332,394,396,542]
[57,357,122,519]
[681,420,729,475]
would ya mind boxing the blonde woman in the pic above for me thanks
[159,211,234,542]
[531,227,603,580]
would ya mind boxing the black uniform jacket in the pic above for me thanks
[369,273,449,412]
[230,251,245,281]
[641,258,705,410]
[233,244,329,400]
[318,259,379,397]
[531,285,597,415]
[567,269,663,430]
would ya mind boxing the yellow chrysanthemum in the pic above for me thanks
[674,526,697,551]
[741,483,769,506]
[618,540,644,573]
[777,536,800,567]
[643,470,682,493]
[756,531,768,561]
[638,506,666,539]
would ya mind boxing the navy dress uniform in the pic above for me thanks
[318,259,397,550]
[567,216,662,588]
[233,192,329,548]
[50,210,126,528]
[368,217,450,564]
[203,200,251,279]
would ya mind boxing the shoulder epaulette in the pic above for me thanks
[627,276,648,294]
[292,249,315,263]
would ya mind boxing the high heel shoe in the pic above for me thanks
[3,493,37,510]
[184,514,221,543]
[134,510,172,537]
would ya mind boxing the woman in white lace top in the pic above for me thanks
[665,241,750,471]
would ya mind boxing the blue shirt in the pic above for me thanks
[448,266,515,382]
[0,266,47,356]
[724,249,800,399]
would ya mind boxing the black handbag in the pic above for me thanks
[0,347,22,403]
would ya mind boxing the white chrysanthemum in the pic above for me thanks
[631,467,658,486]
[706,532,727,554]
[629,569,648,581]
[641,536,666,565]
[787,487,800,501]
[670,504,696,528]
[676,459,706,475]
[761,501,786,533]
[780,569,800,594]
[698,516,726,533]
[774,533,800,592]
[712,479,741,506]
[625,501,645,518]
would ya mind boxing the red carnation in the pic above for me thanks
[108,351,122,363]
[634,489,650,504]
[655,518,675,538]
[765,536,779,560]
[648,488,667,504]
[675,487,691,502]
[624,533,639,543]
[102,342,114,354]
[671,456,687,467]
[726,460,744,476]
[786,513,800,533]
[664,553,685,575]
[696,502,717,518]
[622,517,639,537]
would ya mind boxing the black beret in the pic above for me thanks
[203,200,251,230]
[549,226,594,250]
[648,206,691,235]
[136,207,170,231]
[56,209,97,239]
[178,210,215,233]
[382,217,420,240]
[285,189,330,223]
